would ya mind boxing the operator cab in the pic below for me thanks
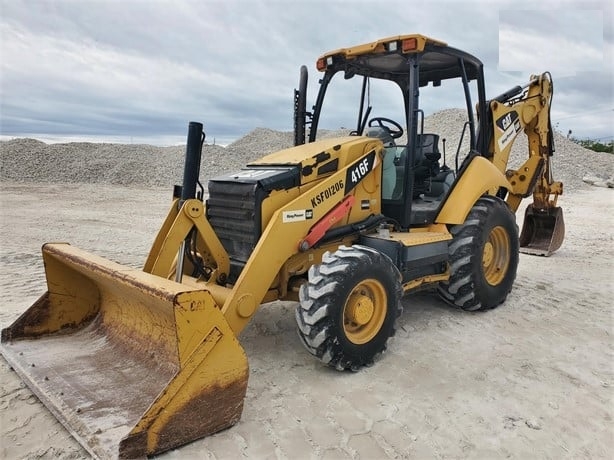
[367,123,455,225]
[294,34,488,229]
[364,123,452,201]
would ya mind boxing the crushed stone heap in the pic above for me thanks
[1,109,612,192]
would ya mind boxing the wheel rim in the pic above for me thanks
[482,225,511,286]
[343,279,387,345]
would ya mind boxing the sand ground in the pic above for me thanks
[0,182,612,459]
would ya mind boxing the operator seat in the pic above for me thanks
[366,126,397,199]
[413,133,441,198]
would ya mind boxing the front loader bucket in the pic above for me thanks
[519,204,565,256]
[0,243,248,459]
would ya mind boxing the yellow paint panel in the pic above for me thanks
[437,157,511,225]
[389,230,452,247]
[249,137,358,166]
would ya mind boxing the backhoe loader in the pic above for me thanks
[1,34,564,458]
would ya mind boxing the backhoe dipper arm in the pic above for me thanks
[487,72,563,213]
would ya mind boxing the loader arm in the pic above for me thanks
[143,196,230,284]
[221,140,383,334]
[141,137,383,335]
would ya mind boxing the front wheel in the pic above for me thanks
[295,245,402,371]
[438,195,519,311]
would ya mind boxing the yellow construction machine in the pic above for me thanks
[1,34,564,458]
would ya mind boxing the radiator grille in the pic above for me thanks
[207,181,261,270]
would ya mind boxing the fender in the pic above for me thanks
[436,156,511,225]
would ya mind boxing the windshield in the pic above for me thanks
[313,73,406,141]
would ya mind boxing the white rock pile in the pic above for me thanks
[1,109,612,192]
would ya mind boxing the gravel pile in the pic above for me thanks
[423,109,613,191]
[1,109,611,192]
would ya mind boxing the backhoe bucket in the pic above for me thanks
[519,204,565,256]
[0,243,248,459]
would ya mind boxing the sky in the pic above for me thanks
[1,0,612,146]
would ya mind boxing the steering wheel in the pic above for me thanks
[368,117,404,139]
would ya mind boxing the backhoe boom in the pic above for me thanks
[486,72,564,255]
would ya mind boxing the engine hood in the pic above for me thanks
[248,136,383,185]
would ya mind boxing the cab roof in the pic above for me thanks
[317,34,482,86]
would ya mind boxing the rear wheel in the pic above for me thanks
[295,245,402,371]
[438,196,519,311]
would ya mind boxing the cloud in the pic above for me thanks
[0,0,612,144]
[498,9,604,76]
